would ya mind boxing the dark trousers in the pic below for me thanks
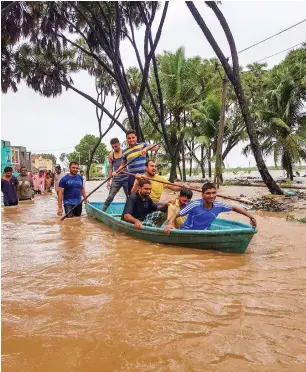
[64,203,82,218]
[4,200,18,207]
[127,174,137,194]
[104,180,129,209]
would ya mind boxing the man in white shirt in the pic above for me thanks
[54,165,63,194]
[80,170,86,190]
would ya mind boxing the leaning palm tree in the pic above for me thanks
[158,47,203,180]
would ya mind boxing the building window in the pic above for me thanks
[11,148,20,165]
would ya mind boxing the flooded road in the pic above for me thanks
[2,182,306,372]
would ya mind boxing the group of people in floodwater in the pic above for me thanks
[1,165,86,206]
[2,130,257,232]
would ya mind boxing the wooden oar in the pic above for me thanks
[60,142,161,221]
[122,171,254,206]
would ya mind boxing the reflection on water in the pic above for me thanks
[2,182,306,372]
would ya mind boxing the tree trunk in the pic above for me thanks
[208,147,212,178]
[200,145,205,178]
[169,156,178,182]
[214,75,228,188]
[181,111,187,181]
[283,151,294,181]
[86,136,102,181]
[178,163,182,180]
[186,1,283,195]
[189,141,194,177]
[181,143,187,181]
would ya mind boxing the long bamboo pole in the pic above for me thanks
[60,142,161,221]
[122,171,254,206]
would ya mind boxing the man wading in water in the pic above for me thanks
[102,138,129,212]
[1,166,19,206]
[57,161,87,218]
[17,167,34,201]
[164,182,257,234]
[54,165,63,195]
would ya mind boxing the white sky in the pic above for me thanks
[1,1,306,167]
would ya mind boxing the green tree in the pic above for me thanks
[38,153,57,165]
[66,135,108,179]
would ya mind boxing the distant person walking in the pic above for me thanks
[45,171,53,192]
[17,167,34,201]
[57,161,87,218]
[33,170,45,194]
[103,138,129,212]
[80,170,86,190]
[1,166,19,206]
[54,165,63,194]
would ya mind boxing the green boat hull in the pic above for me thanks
[86,202,257,254]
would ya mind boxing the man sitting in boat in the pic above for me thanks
[166,189,193,229]
[164,182,257,234]
[122,179,169,230]
[130,160,181,203]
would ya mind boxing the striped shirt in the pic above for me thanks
[122,143,148,174]
[179,199,232,230]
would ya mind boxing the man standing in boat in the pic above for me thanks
[130,160,181,203]
[102,138,129,212]
[112,130,159,195]
[122,179,169,229]
[17,167,34,202]
[164,183,257,234]
[57,161,87,218]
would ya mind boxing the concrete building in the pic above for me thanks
[1,140,12,174]
[32,156,53,171]
[11,145,32,172]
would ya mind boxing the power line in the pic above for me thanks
[31,146,75,153]
[236,18,306,56]
[255,42,304,63]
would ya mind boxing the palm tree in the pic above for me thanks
[263,48,306,179]
[186,1,283,194]
[158,47,203,180]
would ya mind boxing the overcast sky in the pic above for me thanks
[2,1,306,167]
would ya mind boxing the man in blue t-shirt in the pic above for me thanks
[57,161,87,218]
[164,182,257,234]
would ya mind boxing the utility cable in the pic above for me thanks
[255,42,304,63]
[235,18,306,56]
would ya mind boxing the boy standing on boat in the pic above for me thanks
[57,161,87,218]
[130,160,181,203]
[164,183,257,234]
[112,130,159,194]
[122,179,168,229]
[102,138,129,212]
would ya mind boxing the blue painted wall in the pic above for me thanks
[1,140,12,174]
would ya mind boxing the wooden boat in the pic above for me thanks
[86,202,257,254]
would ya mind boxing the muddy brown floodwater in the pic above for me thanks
[2,182,306,372]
